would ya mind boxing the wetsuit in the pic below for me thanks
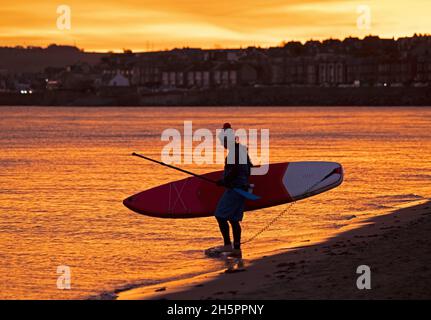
[215,142,252,250]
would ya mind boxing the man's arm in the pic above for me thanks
[222,163,239,187]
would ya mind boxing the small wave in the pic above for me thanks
[181,249,206,257]
[329,214,358,221]
[87,279,160,300]
[366,204,393,210]
[343,215,357,220]
[375,194,424,200]
[400,174,431,181]
[374,194,425,205]
[89,266,225,300]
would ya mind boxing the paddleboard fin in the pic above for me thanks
[233,188,261,201]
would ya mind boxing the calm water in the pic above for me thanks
[1,106,430,299]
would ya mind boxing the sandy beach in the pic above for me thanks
[117,200,431,300]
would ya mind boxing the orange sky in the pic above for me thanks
[0,0,430,52]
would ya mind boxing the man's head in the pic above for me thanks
[218,123,235,149]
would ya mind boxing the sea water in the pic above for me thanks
[0,106,430,299]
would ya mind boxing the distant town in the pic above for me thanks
[1,34,431,106]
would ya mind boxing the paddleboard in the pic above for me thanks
[123,162,343,219]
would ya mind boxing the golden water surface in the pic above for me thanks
[1,106,430,299]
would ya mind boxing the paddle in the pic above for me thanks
[131,152,260,201]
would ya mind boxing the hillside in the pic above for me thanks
[0,45,107,73]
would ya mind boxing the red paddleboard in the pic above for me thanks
[123,162,343,219]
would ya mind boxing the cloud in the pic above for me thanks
[0,0,430,51]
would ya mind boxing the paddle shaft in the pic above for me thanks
[132,152,261,201]
[132,153,217,185]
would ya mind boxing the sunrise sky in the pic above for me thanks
[1,0,430,52]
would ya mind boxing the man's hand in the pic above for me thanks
[216,179,225,187]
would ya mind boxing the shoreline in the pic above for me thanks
[115,199,431,300]
[2,86,431,107]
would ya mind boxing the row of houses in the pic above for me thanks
[130,54,431,89]
[6,54,431,94]
[269,55,431,87]
[21,52,430,93]
[159,62,258,88]
[104,35,431,89]
[3,35,431,93]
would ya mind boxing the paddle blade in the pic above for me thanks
[233,188,261,201]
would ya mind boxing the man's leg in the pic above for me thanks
[216,217,231,246]
[229,220,241,250]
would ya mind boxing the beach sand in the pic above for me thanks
[117,200,431,300]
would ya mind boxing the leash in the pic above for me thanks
[241,168,339,245]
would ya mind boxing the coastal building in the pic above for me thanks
[317,54,347,86]
[0,69,9,92]
[99,53,136,87]
[159,61,258,89]
[132,53,167,88]
[133,63,162,88]
[415,56,431,84]
[267,48,285,85]
[108,72,130,87]
[212,62,258,87]
[377,58,415,86]
[345,57,378,86]
[185,62,213,88]
[161,65,186,88]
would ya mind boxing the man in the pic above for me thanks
[212,123,253,258]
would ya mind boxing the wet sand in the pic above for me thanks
[117,200,431,300]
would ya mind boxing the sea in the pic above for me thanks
[1,106,430,299]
